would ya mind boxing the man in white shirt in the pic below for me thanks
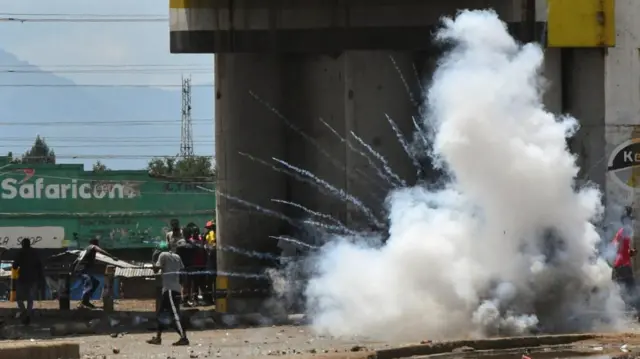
[146,243,189,346]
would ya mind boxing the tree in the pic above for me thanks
[92,160,109,172]
[22,136,55,164]
[148,156,216,179]
[6,151,21,164]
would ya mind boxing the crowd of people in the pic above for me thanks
[160,218,217,307]
[6,210,639,343]
[7,218,217,338]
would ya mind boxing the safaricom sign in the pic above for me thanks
[1,178,134,200]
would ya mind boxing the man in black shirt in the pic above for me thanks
[12,238,44,325]
[72,239,116,308]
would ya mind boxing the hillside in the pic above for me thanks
[0,49,214,170]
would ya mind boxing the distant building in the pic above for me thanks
[0,157,215,260]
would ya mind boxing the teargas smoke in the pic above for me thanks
[304,10,628,340]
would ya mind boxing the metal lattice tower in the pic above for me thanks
[180,75,194,158]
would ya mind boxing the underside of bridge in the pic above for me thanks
[169,0,614,314]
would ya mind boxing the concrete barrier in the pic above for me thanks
[374,334,599,359]
[0,341,80,359]
[303,333,601,359]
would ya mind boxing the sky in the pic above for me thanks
[0,0,213,86]
[0,0,215,170]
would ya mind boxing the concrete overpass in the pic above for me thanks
[169,0,631,314]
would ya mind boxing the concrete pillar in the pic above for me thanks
[562,49,605,189]
[283,54,348,229]
[541,48,563,115]
[215,54,288,314]
[282,52,420,232]
[344,51,419,228]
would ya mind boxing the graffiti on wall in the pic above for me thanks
[0,226,65,249]
[78,218,160,248]
[76,216,211,249]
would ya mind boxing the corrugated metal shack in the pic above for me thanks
[0,251,142,301]
[115,266,157,300]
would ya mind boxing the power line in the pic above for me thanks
[0,119,211,126]
[0,17,167,23]
[17,155,214,159]
[0,136,212,140]
[0,64,212,68]
[0,142,214,146]
[0,13,167,17]
[0,138,214,142]
[0,83,213,88]
[1,69,212,74]
[0,144,213,148]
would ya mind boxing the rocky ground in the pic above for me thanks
[3,300,640,358]
[7,325,395,359]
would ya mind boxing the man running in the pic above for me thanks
[147,242,189,346]
[72,238,117,308]
[12,238,44,325]
[612,206,638,314]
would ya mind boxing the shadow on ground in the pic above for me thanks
[0,307,305,340]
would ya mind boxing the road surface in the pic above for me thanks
[13,325,395,359]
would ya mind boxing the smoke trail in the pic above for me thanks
[238,151,339,198]
[272,199,356,235]
[389,54,419,108]
[319,117,395,191]
[385,113,422,177]
[350,131,406,187]
[272,157,384,228]
[249,91,383,194]
[304,10,627,341]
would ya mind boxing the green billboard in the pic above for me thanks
[0,159,215,249]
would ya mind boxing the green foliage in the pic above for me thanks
[147,156,216,179]
[6,151,21,164]
[92,160,109,172]
[22,136,55,164]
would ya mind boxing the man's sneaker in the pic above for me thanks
[146,336,162,345]
[172,337,190,346]
[82,301,96,309]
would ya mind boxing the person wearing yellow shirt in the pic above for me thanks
[204,221,216,305]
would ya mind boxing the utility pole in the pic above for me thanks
[521,0,537,44]
[180,75,194,158]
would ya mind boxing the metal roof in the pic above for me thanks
[49,250,137,268]
[115,267,156,278]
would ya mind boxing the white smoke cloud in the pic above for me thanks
[303,9,628,340]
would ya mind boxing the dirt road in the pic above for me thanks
[4,328,640,359]
[69,330,640,359]
[38,325,393,359]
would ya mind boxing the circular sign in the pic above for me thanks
[608,138,640,191]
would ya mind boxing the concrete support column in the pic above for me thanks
[283,54,348,229]
[541,48,562,115]
[215,54,288,314]
[563,49,605,189]
[344,51,419,228]
[282,52,420,232]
